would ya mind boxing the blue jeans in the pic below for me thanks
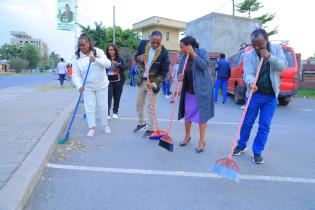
[59,74,65,86]
[214,79,228,103]
[163,81,171,96]
[237,93,277,154]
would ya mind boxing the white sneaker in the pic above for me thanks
[112,114,118,119]
[104,126,111,134]
[108,116,111,120]
[240,105,246,110]
[87,128,95,137]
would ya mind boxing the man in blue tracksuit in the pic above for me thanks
[214,53,231,104]
[233,29,287,164]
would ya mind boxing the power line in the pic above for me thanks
[213,0,233,13]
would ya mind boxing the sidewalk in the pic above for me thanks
[0,81,76,209]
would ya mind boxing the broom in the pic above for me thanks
[141,61,168,140]
[58,62,92,144]
[159,54,189,152]
[212,57,264,181]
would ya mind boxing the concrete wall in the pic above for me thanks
[140,26,180,52]
[186,13,261,57]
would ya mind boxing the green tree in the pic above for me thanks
[49,51,60,69]
[256,13,278,36]
[236,0,278,36]
[0,44,22,60]
[21,44,41,70]
[80,22,140,51]
[236,0,263,18]
[9,57,29,73]
[309,54,315,59]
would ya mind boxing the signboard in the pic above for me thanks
[57,0,76,31]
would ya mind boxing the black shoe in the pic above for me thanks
[179,137,191,147]
[232,146,247,156]
[143,130,154,138]
[253,154,264,164]
[196,142,205,153]
[133,124,146,133]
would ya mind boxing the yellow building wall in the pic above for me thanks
[140,26,180,52]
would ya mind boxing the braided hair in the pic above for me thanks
[75,34,97,59]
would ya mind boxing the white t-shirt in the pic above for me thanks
[56,61,67,74]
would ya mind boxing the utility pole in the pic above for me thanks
[74,0,78,51]
[232,0,235,16]
[113,5,116,44]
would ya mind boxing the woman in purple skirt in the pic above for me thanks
[178,36,214,153]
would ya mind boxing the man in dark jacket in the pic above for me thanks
[214,53,231,104]
[133,31,170,138]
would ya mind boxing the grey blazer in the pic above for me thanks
[178,48,215,123]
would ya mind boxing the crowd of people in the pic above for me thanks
[64,28,287,164]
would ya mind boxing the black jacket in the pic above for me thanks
[134,40,170,92]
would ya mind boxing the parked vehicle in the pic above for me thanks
[227,41,299,106]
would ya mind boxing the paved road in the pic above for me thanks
[26,86,315,210]
[0,81,75,190]
[0,73,57,89]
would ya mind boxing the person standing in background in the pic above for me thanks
[67,63,73,81]
[214,53,231,104]
[106,44,127,120]
[169,57,180,103]
[56,58,67,87]
[162,65,172,99]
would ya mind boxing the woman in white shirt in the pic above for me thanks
[72,34,112,137]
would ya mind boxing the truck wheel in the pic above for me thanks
[234,86,245,105]
[278,97,290,106]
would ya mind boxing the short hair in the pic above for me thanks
[220,53,225,59]
[151,30,163,38]
[251,28,269,41]
[60,58,64,62]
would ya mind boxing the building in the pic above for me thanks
[10,31,48,58]
[186,12,262,57]
[133,16,186,52]
[0,60,9,72]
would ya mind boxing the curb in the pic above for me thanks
[0,96,77,210]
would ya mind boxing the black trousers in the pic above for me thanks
[108,79,124,115]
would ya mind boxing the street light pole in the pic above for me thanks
[232,0,235,16]
[113,5,116,44]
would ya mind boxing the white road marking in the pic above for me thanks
[75,115,287,127]
[47,163,315,184]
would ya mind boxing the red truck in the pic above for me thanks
[227,41,299,106]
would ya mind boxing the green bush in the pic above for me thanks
[9,57,29,73]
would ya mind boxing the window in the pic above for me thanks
[232,54,241,67]
[166,32,170,41]
[237,52,245,66]
[283,48,295,67]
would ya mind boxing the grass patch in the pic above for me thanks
[297,87,315,99]
[0,72,51,77]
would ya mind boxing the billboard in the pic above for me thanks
[57,0,76,31]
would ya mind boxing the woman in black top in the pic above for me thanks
[106,44,127,119]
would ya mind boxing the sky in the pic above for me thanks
[0,0,314,61]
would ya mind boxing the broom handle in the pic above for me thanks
[65,62,92,136]
[167,54,189,133]
[228,58,264,158]
[144,61,160,131]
